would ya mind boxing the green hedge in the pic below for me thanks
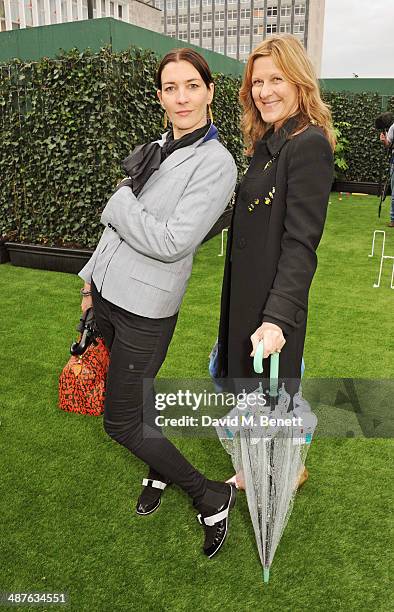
[0,46,392,248]
[322,90,391,183]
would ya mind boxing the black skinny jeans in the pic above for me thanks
[91,281,207,504]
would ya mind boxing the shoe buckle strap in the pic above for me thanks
[196,507,229,527]
[142,478,167,490]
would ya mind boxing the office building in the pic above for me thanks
[1,0,162,34]
[156,0,325,75]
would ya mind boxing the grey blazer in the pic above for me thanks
[78,129,237,318]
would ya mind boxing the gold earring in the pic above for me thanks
[163,111,168,129]
[208,105,214,123]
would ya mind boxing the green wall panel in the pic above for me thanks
[0,17,244,77]
[321,78,393,96]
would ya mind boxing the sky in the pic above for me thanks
[321,0,394,78]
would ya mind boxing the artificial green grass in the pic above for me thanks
[0,194,393,611]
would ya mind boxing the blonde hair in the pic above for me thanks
[240,35,336,155]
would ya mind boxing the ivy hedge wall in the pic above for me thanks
[0,46,393,249]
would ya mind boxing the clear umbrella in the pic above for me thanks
[216,341,317,582]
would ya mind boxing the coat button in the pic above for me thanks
[295,310,304,323]
[237,237,246,249]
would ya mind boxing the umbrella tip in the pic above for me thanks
[263,567,270,583]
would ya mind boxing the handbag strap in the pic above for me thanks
[253,340,280,398]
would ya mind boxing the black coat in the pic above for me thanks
[216,115,334,389]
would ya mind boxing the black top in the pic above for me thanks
[217,115,334,385]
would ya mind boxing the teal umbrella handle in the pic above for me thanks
[253,340,265,374]
[263,567,270,583]
[253,340,280,398]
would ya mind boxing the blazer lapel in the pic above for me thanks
[137,124,216,196]
[138,145,196,195]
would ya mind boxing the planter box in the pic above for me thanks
[0,243,10,264]
[5,242,93,274]
[4,209,233,274]
[333,181,382,196]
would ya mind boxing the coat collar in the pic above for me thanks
[264,114,302,157]
[139,124,218,195]
[157,122,218,148]
[156,122,218,173]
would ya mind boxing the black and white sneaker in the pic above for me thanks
[136,478,171,516]
[195,482,237,558]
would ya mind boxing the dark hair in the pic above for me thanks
[156,48,214,90]
[375,112,394,131]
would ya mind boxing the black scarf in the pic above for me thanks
[119,122,211,197]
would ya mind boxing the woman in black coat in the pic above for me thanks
[216,35,335,488]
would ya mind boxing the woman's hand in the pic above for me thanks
[379,132,388,146]
[81,283,93,312]
[250,322,286,359]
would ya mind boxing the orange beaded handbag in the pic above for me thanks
[58,308,109,417]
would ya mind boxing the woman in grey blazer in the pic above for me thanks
[78,49,238,558]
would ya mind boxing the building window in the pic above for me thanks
[202,12,212,22]
[281,5,291,17]
[215,27,224,36]
[294,22,304,33]
[49,0,59,22]
[294,4,305,16]
[239,43,249,54]
[215,10,224,21]
[267,6,277,17]
[240,25,250,36]
[169,31,177,37]
[0,3,5,31]
[178,0,188,8]
[10,0,21,28]
[202,0,212,6]
[190,13,199,23]
[24,0,34,25]
[167,15,176,25]
[227,45,236,55]
[166,0,175,10]
[266,23,277,34]
[240,8,250,19]
[253,24,264,35]
[190,29,200,39]
[190,0,199,7]
[155,0,164,9]
[280,22,291,33]
[228,9,237,20]
[178,15,188,24]
[253,8,264,18]
[215,45,224,53]
[203,28,211,37]
[179,30,188,40]
[227,26,237,37]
